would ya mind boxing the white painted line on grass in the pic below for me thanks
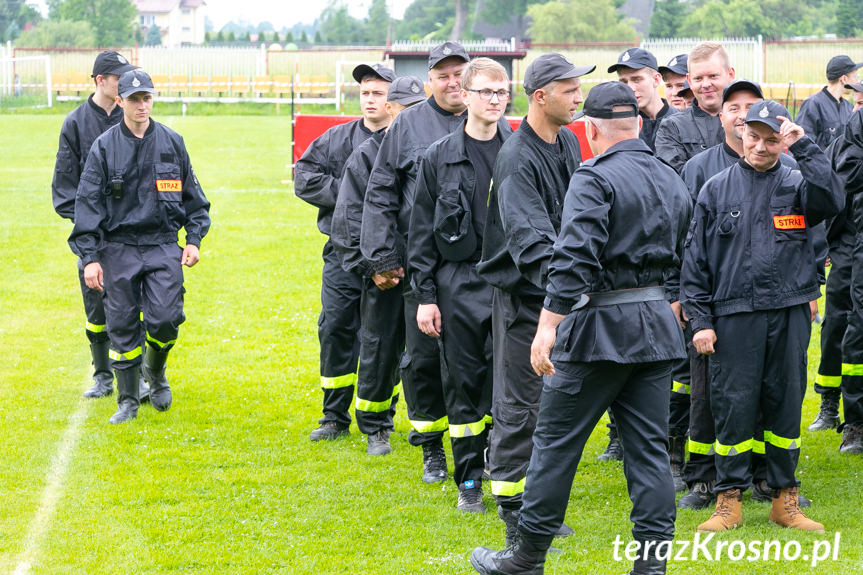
[12,398,90,575]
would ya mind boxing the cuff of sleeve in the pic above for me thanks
[665,288,680,303]
[789,136,815,155]
[372,253,402,274]
[185,235,201,248]
[543,295,573,315]
[689,316,714,333]
[81,254,100,266]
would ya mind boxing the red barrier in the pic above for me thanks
[292,114,593,165]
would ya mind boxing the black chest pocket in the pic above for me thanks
[717,205,742,237]
[155,162,183,202]
[771,205,807,241]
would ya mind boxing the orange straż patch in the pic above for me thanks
[156,180,182,192]
[773,215,805,229]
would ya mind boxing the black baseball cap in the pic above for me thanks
[118,70,155,98]
[428,41,470,69]
[722,79,764,104]
[388,76,426,105]
[352,63,395,84]
[745,100,791,133]
[607,48,658,73]
[580,81,638,119]
[827,55,862,81]
[846,82,863,94]
[524,53,595,96]
[91,50,138,78]
[659,54,688,77]
[678,81,692,98]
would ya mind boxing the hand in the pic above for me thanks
[776,116,804,148]
[182,244,200,267]
[670,301,688,330]
[809,300,819,323]
[530,324,557,376]
[417,303,442,338]
[825,256,831,268]
[84,262,103,292]
[692,329,717,355]
[372,267,404,290]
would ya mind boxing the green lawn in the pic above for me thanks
[0,114,861,574]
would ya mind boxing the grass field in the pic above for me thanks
[0,113,862,575]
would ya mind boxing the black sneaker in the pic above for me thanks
[750,479,811,507]
[678,481,716,510]
[458,480,485,513]
[840,424,863,454]
[366,429,392,456]
[421,441,447,483]
[808,391,840,431]
[597,432,623,462]
[309,421,349,442]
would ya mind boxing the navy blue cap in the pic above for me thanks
[524,53,595,95]
[428,41,470,69]
[745,100,791,133]
[388,76,426,105]
[580,81,638,119]
[92,50,137,78]
[678,81,692,98]
[659,54,688,77]
[827,55,862,81]
[118,70,154,98]
[722,79,764,104]
[846,82,863,94]
[352,63,395,84]
[608,48,658,73]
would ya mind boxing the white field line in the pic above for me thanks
[12,397,90,575]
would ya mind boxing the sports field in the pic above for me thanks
[0,113,861,574]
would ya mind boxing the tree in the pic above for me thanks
[527,0,638,42]
[477,0,546,40]
[286,31,294,43]
[215,29,224,43]
[365,0,390,45]
[54,0,136,47]
[226,30,235,42]
[836,0,863,37]
[242,30,251,43]
[397,0,453,41]
[649,0,689,37]
[300,30,309,43]
[1,0,41,40]
[450,0,469,40]
[314,29,322,43]
[319,1,364,44]
[15,19,96,47]
[680,0,815,39]
[144,25,161,46]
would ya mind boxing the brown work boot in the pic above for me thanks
[697,489,742,532]
[769,487,825,532]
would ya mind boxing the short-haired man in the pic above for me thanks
[848,82,863,111]
[478,52,593,544]
[295,62,394,442]
[655,41,736,173]
[659,54,692,111]
[682,101,842,532]
[407,58,513,511]
[52,50,144,400]
[472,81,692,575]
[70,70,211,424]
[795,55,861,150]
[330,75,427,456]
[609,47,675,151]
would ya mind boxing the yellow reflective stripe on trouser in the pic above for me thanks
[815,374,842,388]
[108,347,142,362]
[764,430,801,450]
[484,414,493,425]
[842,363,863,376]
[752,439,765,454]
[491,477,526,497]
[146,333,177,349]
[672,380,691,394]
[450,419,488,438]
[688,439,715,455]
[714,438,753,456]
[355,383,402,413]
[410,415,449,433]
[320,372,357,389]
[85,322,105,333]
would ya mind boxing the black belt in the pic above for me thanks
[570,286,666,311]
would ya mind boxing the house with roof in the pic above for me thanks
[134,0,207,47]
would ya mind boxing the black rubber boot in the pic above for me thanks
[139,345,150,403]
[83,341,114,398]
[678,481,716,510]
[808,389,840,431]
[498,506,520,548]
[109,368,140,424]
[839,424,863,454]
[142,344,172,412]
[470,530,553,575]
[668,435,687,493]
[421,439,447,483]
[629,552,667,574]
[597,427,623,461]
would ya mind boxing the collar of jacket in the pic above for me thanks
[437,123,509,164]
[428,94,465,117]
[583,138,652,166]
[690,98,716,119]
[641,98,672,122]
[119,118,156,139]
[722,141,742,159]
[86,94,121,119]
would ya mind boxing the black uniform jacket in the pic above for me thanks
[330,130,385,276]
[52,95,124,221]
[69,120,211,266]
[477,119,583,298]
[544,138,692,364]
[407,125,512,305]
[795,87,853,151]
[640,99,676,152]
[681,136,844,334]
[655,99,723,173]
[294,118,373,236]
[828,111,863,243]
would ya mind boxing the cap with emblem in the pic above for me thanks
[91,50,138,78]
[523,53,595,96]
[721,79,764,104]
[428,41,470,69]
[826,55,862,81]
[678,80,692,98]
[659,54,688,77]
[352,62,396,84]
[388,76,426,106]
[118,70,155,99]
[846,82,863,94]
[580,81,639,119]
[744,100,790,133]
[607,47,658,73]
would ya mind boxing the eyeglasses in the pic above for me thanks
[465,88,511,102]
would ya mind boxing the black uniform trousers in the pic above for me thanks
[78,257,109,344]
[488,290,543,508]
[317,240,362,427]
[101,242,184,369]
[817,241,852,393]
[519,360,676,543]
[711,306,809,493]
[842,229,863,427]
[669,356,691,437]
[435,261,493,486]
[354,277,404,435]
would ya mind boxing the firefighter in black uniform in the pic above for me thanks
[795,55,860,151]
[659,54,692,111]
[295,63,394,442]
[330,76,427,456]
[361,41,475,483]
[70,70,211,424]
[52,50,147,400]
[407,58,513,511]
[655,42,735,173]
[682,100,841,532]
[477,52,592,543]
[471,82,692,575]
